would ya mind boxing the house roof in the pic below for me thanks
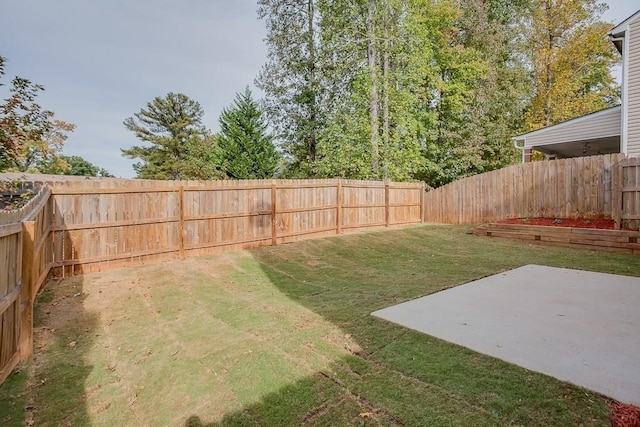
[514,106,621,158]
[609,9,640,53]
[610,9,640,38]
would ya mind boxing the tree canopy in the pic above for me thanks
[0,56,75,173]
[256,0,619,186]
[39,155,114,177]
[121,92,223,180]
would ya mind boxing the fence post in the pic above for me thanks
[336,180,342,234]
[612,160,623,230]
[271,181,277,246]
[178,186,185,259]
[420,184,425,223]
[385,179,390,227]
[19,221,35,361]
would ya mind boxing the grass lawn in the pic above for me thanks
[1,224,639,426]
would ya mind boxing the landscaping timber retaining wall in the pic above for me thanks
[474,223,640,254]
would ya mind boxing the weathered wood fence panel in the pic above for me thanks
[0,221,21,384]
[613,156,640,230]
[44,179,423,275]
[423,154,625,224]
[0,186,51,384]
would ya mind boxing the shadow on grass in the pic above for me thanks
[0,274,99,426]
[210,225,622,426]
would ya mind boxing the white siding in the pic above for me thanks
[522,107,620,148]
[628,19,640,157]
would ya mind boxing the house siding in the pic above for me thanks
[628,19,640,156]
[523,107,620,148]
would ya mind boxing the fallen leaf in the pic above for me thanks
[68,341,77,348]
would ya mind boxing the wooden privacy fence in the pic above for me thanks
[44,178,424,275]
[424,153,626,224]
[0,186,52,384]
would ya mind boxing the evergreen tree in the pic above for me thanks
[217,88,279,179]
[121,92,222,180]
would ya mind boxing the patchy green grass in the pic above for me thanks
[1,224,638,426]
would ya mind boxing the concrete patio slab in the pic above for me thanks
[371,264,640,405]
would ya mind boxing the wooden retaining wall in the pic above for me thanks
[424,154,626,224]
[474,223,640,254]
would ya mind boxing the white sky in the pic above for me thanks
[0,0,638,178]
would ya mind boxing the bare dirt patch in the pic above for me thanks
[21,253,361,426]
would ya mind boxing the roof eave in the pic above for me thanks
[610,9,640,35]
[513,105,621,141]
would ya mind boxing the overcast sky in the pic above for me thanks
[0,1,638,178]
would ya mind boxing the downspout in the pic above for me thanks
[514,138,526,163]
[609,34,627,155]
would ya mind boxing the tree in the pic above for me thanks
[121,92,222,180]
[314,0,427,181]
[40,155,113,177]
[0,56,75,172]
[523,0,619,130]
[457,0,531,172]
[217,88,279,179]
[256,0,324,177]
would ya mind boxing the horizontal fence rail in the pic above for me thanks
[40,178,423,275]
[424,154,626,224]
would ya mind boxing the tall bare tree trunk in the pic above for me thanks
[382,12,390,180]
[368,0,380,175]
[307,0,317,162]
[544,0,553,126]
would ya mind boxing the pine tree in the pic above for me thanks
[217,88,279,179]
[121,92,221,180]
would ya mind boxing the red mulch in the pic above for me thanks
[497,216,616,229]
[611,401,640,427]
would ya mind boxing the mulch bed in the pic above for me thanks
[497,216,616,230]
[611,401,640,427]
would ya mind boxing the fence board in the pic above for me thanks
[423,154,626,224]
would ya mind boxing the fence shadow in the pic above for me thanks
[24,272,99,425]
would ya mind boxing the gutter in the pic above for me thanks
[513,138,527,163]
